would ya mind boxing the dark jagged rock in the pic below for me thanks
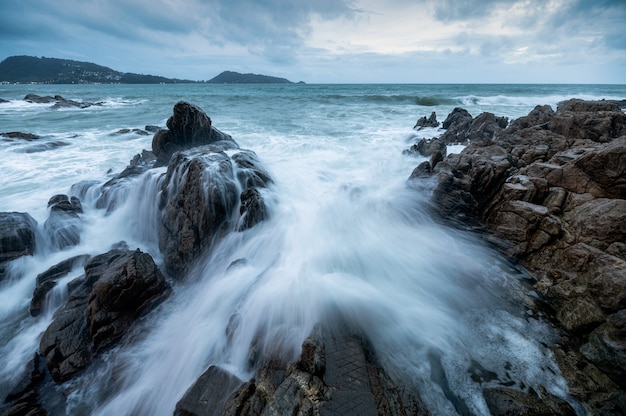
[30,254,91,317]
[412,98,626,413]
[110,128,149,136]
[174,366,244,416]
[39,249,170,382]
[580,310,626,389]
[144,125,160,133]
[438,108,508,145]
[158,150,240,278]
[154,102,272,277]
[414,112,439,129]
[43,195,83,250]
[403,138,446,159]
[239,188,267,231]
[1,354,48,416]
[23,94,102,109]
[18,141,70,153]
[231,150,273,189]
[0,212,38,266]
[0,132,42,141]
[152,101,238,166]
[216,327,429,416]
[483,388,576,416]
[439,107,473,144]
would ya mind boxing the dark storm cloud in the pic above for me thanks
[0,0,357,61]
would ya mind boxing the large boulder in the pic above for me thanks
[152,101,238,166]
[0,212,38,266]
[412,99,626,412]
[39,249,171,382]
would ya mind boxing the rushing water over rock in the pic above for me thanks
[1,84,624,415]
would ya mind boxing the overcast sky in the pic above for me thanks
[1,0,625,83]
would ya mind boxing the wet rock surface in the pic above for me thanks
[411,98,626,413]
[0,212,38,268]
[179,327,429,416]
[152,101,238,166]
[39,248,170,382]
[23,94,103,109]
[43,194,83,250]
[155,103,272,278]
[30,254,91,317]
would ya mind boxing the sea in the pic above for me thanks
[1,83,625,415]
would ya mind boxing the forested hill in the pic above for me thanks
[207,70,300,84]
[0,56,193,84]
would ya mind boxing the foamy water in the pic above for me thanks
[2,83,622,415]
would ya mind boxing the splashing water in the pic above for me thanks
[0,83,609,415]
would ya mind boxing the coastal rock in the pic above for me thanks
[158,149,240,278]
[0,132,42,141]
[239,187,267,231]
[439,107,473,144]
[1,353,48,416]
[216,327,429,416]
[152,101,238,166]
[413,98,626,412]
[156,104,272,277]
[39,249,170,382]
[174,366,244,416]
[30,254,91,317]
[157,148,272,277]
[23,94,102,109]
[403,138,446,158]
[580,310,626,389]
[483,388,576,416]
[414,111,439,129]
[0,212,38,265]
[43,194,83,250]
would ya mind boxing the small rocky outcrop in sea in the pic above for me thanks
[39,248,171,382]
[23,94,103,109]
[414,111,439,129]
[153,102,272,278]
[0,131,42,141]
[410,98,626,413]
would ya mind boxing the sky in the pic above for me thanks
[1,0,625,83]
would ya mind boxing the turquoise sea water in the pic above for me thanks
[0,83,624,415]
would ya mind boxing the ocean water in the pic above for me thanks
[1,83,624,415]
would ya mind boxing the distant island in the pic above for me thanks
[0,56,194,84]
[207,70,302,84]
[0,56,303,85]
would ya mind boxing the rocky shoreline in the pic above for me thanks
[408,98,625,415]
[0,98,623,415]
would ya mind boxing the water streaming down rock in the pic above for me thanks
[0,97,596,416]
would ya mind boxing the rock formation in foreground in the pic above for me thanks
[410,99,626,414]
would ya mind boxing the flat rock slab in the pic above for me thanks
[319,333,378,416]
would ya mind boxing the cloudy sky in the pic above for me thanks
[1,0,625,83]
